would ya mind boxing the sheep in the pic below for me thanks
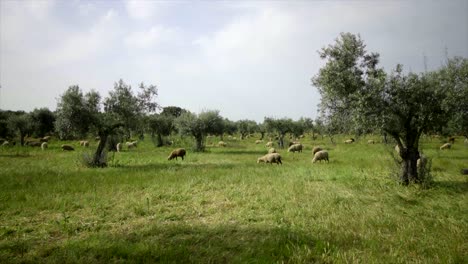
[257,153,282,165]
[265,141,273,148]
[168,148,186,160]
[41,142,48,150]
[61,144,74,151]
[367,140,375,144]
[41,136,51,142]
[255,140,263,144]
[268,147,277,154]
[218,141,227,147]
[344,138,355,144]
[126,141,137,149]
[417,154,428,170]
[288,141,300,147]
[116,143,122,152]
[80,140,89,147]
[2,141,10,146]
[440,143,451,150]
[312,150,329,163]
[287,143,303,153]
[312,146,323,155]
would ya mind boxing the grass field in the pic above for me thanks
[0,135,467,263]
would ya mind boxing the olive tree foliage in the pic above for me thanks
[264,117,293,149]
[223,118,238,136]
[30,108,55,137]
[174,110,224,152]
[312,32,454,185]
[237,119,257,140]
[54,86,98,140]
[438,57,468,138]
[161,106,188,119]
[148,114,173,147]
[7,113,32,146]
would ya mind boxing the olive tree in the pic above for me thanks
[264,117,293,149]
[313,32,454,184]
[8,113,32,146]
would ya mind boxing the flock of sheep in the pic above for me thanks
[1,135,461,169]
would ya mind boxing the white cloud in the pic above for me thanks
[124,25,179,49]
[125,0,164,20]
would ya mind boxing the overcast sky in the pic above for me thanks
[1,0,467,122]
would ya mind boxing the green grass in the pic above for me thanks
[0,136,467,263]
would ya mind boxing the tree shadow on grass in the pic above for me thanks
[433,180,468,194]
[20,224,336,263]
[115,162,238,172]
[214,149,268,155]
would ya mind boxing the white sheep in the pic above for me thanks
[265,141,273,148]
[417,154,428,170]
[41,142,48,150]
[116,143,122,152]
[126,141,137,149]
[312,150,329,163]
[344,138,355,144]
[2,141,9,146]
[80,140,89,147]
[255,139,263,144]
[312,146,323,155]
[287,143,303,153]
[440,143,451,150]
[367,140,375,144]
[168,148,186,160]
[218,141,227,147]
[257,153,282,165]
[61,144,74,151]
[268,147,277,154]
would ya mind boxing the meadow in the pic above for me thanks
[0,135,466,263]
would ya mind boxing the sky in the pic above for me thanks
[1,0,467,122]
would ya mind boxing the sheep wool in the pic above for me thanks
[41,142,48,150]
[168,148,186,160]
[257,153,282,165]
[287,144,303,153]
[312,146,323,155]
[312,150,329,163]
[268,148,277,154]
[440,143,451,150]
[61,144,74,151]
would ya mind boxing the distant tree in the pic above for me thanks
[30,108,55,137]
[313,32,454,184]
[161,106,187,118]
[257,123,266,140]
[237,119,257,140]
[223,118,238,136]
[0,110,14,139]
[264,117,293,149]
[175,110,224,151]
[8,113,32,146]
[438,57,468,138]
[54,86,96,139]
[148,114,173,147]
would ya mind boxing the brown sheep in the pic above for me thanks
[257,153,282,165]
[312,146,323,155]
[61,144,75,151]
[168,148,186,160]
[287,143,303,153]
[312,150,329,163]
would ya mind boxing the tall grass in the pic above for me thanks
[0,135,466,263]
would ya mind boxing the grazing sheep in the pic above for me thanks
[268,147,277,154]
[168,148,186,160]
[218,141,227,147]
[265,141,273,148]
[255,140,263,144]
[312,146,323,155]
[116,143,122,152]
[80,140,89,147]
[41,136,51,142]
[367,140,375,144]
[2,141,10,146]
[126,141,137,149]
[287,143,303,153]
[288,141,300,147]
[312,150,329,163]
[41,142,48,150]
[61,144,74,151]
[344,138,355,144]
[417,155,428,170]
[257,153,282,165]
[440,143,451,150]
